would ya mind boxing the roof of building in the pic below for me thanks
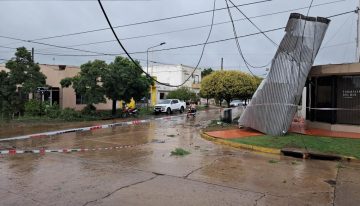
[310,62,360,76]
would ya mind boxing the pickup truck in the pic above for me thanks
[154,99,186,114]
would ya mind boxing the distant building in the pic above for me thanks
[0,64,112,111]
[302,62,360,133]
[149,64,201,105]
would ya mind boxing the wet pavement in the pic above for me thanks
[0,109,359,205]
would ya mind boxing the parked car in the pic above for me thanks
[230,100,245,107]
[154,99,186,114]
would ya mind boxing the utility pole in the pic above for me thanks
[221,57,223,70]
[31,48,34,63]
[357,1,360,62]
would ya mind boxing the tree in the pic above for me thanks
[6,47,47,94]
[201,67,213,78]
[60,60,107,111]
[0,71,18,119]
[200,70,261,107]
[166,87,197,102]
[1,47,46,117]
[102,56,152,115]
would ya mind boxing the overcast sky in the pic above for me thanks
[0,0,357,76]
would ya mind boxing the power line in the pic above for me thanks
[26,0,271,42]
[227,0,279,47]
[9,8,357,58]
[0,9,355,62]
[97,0,217,87]
[0,35,112,56]
[224,0,257,76]
[33,0,347,51]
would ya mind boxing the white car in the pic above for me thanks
[154,99,186,114]
[230,100,245,107]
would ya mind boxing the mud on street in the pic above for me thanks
[0,110,359,206]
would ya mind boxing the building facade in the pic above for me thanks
[303,63,360,132]
[149,64,201,105]
[0,64,112,111]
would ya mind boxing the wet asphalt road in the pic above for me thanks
[0,109,359,206]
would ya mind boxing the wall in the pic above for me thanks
[149,64,202,104]
[1,64,113,111]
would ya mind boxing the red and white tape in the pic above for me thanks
[0,143,147,156]
[0,115,184,142]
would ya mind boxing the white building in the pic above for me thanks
[149,64,201,104]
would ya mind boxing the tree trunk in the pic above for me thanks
[226,99,231,108]
[112,99,117,116]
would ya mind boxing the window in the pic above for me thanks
[76,93,86,105]
[194,75,200,84]
[172,100,178,104]
[159,92,165,100]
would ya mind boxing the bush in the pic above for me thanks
[44,102,61,119]
[81,104,97,115]
[24,99,43,116]
[59,108,82,121]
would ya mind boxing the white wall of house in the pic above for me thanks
[149,64,201,103]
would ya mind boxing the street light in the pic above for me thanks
[147,42,166,74]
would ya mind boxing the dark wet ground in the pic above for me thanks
[0,109,359,206]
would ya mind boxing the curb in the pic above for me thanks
[0,115,186,142]
[201,132,358,161]
[200,132,281,155]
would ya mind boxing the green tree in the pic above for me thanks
[200,70,260,107]
[60,60,107,111]
[166,87,197,102]
[1,47,46,118]
[102,56,152,115]
[0,71,18,119]
[5,47,46,94]
[201,67,213,78]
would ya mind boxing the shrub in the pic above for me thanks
[44,102,61,119]
[59,108,82,121]
[81,104,97,115]
[24,99,43,116]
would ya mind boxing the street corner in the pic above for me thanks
[200,130,281,155]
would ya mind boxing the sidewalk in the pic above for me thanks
[202,122,360,159]
[206,122,360,140]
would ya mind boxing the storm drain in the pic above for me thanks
[281,148,343,161]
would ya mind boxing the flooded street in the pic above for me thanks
[0,110,359,206]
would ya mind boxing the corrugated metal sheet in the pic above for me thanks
[239,13,330,136]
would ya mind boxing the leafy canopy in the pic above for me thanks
[102,56,152,103]
[5,47,46,94]
[201,67,213,78]
[200,70,261,107]
[1,47,46,118]
[60,60,107,107]
[166,87,197,102]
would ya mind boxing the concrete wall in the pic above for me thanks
[150,64,202,104]
[306,120,360,133]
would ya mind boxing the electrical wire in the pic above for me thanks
[0,9,356,69]
[25,0,270,42]
[0,9,355,58]
[33,0,346,51]
[224,0,258,76]
[0,35,112,56]
[97,0,217,87]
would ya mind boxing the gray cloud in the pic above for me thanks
[0,0,357,76]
